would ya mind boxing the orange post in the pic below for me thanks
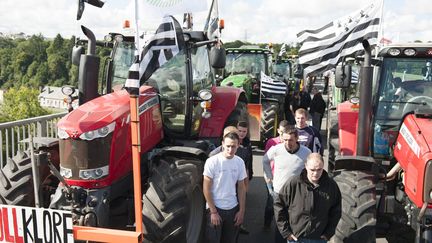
[73,226,142,242]
[129,95,145,236]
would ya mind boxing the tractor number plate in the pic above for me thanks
[0,205,74,243]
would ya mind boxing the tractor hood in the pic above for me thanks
[57,90,130,137]
[57,86,156,137]
[220,74,251,88]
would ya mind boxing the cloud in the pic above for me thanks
[1,0,432,43]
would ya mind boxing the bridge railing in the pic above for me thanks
[0,112,67,167]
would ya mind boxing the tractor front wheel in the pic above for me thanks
[331,170,376,243]
[142,155,205,243]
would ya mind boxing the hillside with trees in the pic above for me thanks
[0,34,296,122]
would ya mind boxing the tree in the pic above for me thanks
[0,86,48,122]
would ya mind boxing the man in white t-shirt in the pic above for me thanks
[203,132,247,243]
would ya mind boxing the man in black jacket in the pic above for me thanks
[274,153,341,242]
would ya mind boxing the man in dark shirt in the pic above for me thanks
[295,108,323,155]
[274,153,341,243]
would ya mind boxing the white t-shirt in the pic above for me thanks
[203,153,247,210]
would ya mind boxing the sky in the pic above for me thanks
[0,0,432,45]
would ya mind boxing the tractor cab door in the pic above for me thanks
[149,51,188,135]
[189,45,214,137]
[148,45,214,138]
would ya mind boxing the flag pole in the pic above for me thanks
[375,0,384,57]
[128,0,144,236]
[204,0,215,31]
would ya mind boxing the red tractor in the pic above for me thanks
[328,40,432,242]
[0,7,247,243]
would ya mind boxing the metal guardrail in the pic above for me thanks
[0,112,67,167]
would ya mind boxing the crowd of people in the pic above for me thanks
[203,86,342,242]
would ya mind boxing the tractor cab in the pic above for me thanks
[335,44,432,158]
[221,46,273,103]
[72,29,225,139]
[374,51,432,157]
[273,58,293,83]
[220,45,287,145]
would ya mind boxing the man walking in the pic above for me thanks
[263,120,290,228]
[262,127,311,243]
[203,132,247,243]
[295,108,323,155]
[274,153,341,243]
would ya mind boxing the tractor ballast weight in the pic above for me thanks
[329,42,432,242]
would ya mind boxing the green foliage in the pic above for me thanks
[0,86,48,122]
[0,34,112,120]
[0,34,106,90]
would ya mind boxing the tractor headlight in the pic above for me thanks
[61,86,75,96]
[388,48,401,56]
[59,166,72,179]
[79,122,116,141]
[403,48,416,56]
[198,89,212,101]
[79,165,109,180]
[57,128,70,139]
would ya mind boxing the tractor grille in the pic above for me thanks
[59,134,112,180]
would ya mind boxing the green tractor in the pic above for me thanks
[220,45,287,145]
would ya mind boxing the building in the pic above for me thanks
[38,86,78,110]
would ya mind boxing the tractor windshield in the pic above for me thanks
[225,52,267,76]
[274,62,291,79]
[111,41,135,91]
[376,57,432,120]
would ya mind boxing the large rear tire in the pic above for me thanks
[331,170,376,243]
[0,151,34,206]
[142,155,205,243]
[260,101,279,144]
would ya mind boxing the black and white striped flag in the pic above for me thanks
[260,71,287,96]
[125,15,184,90]
[278,43,287,57]
[204,0,220,40]
[297,0,382,77]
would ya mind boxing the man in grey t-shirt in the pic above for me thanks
[262,127,311,243]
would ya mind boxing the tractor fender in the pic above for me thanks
[337,101,359,156]
[159,146,207,162]
[199,86,247,137]
[334,155,376,172]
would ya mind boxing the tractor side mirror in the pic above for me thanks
[72,46,85,66]
[335,64,352,89]
[210,46,226,69]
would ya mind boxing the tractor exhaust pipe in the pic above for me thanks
[78,25,100,105]
[357,40,373,156]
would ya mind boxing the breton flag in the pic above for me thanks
[297,0,383,77]
[278,43,287,57]
[204,0,220,40]
[260,71,287,96]
[125,15,184,89]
